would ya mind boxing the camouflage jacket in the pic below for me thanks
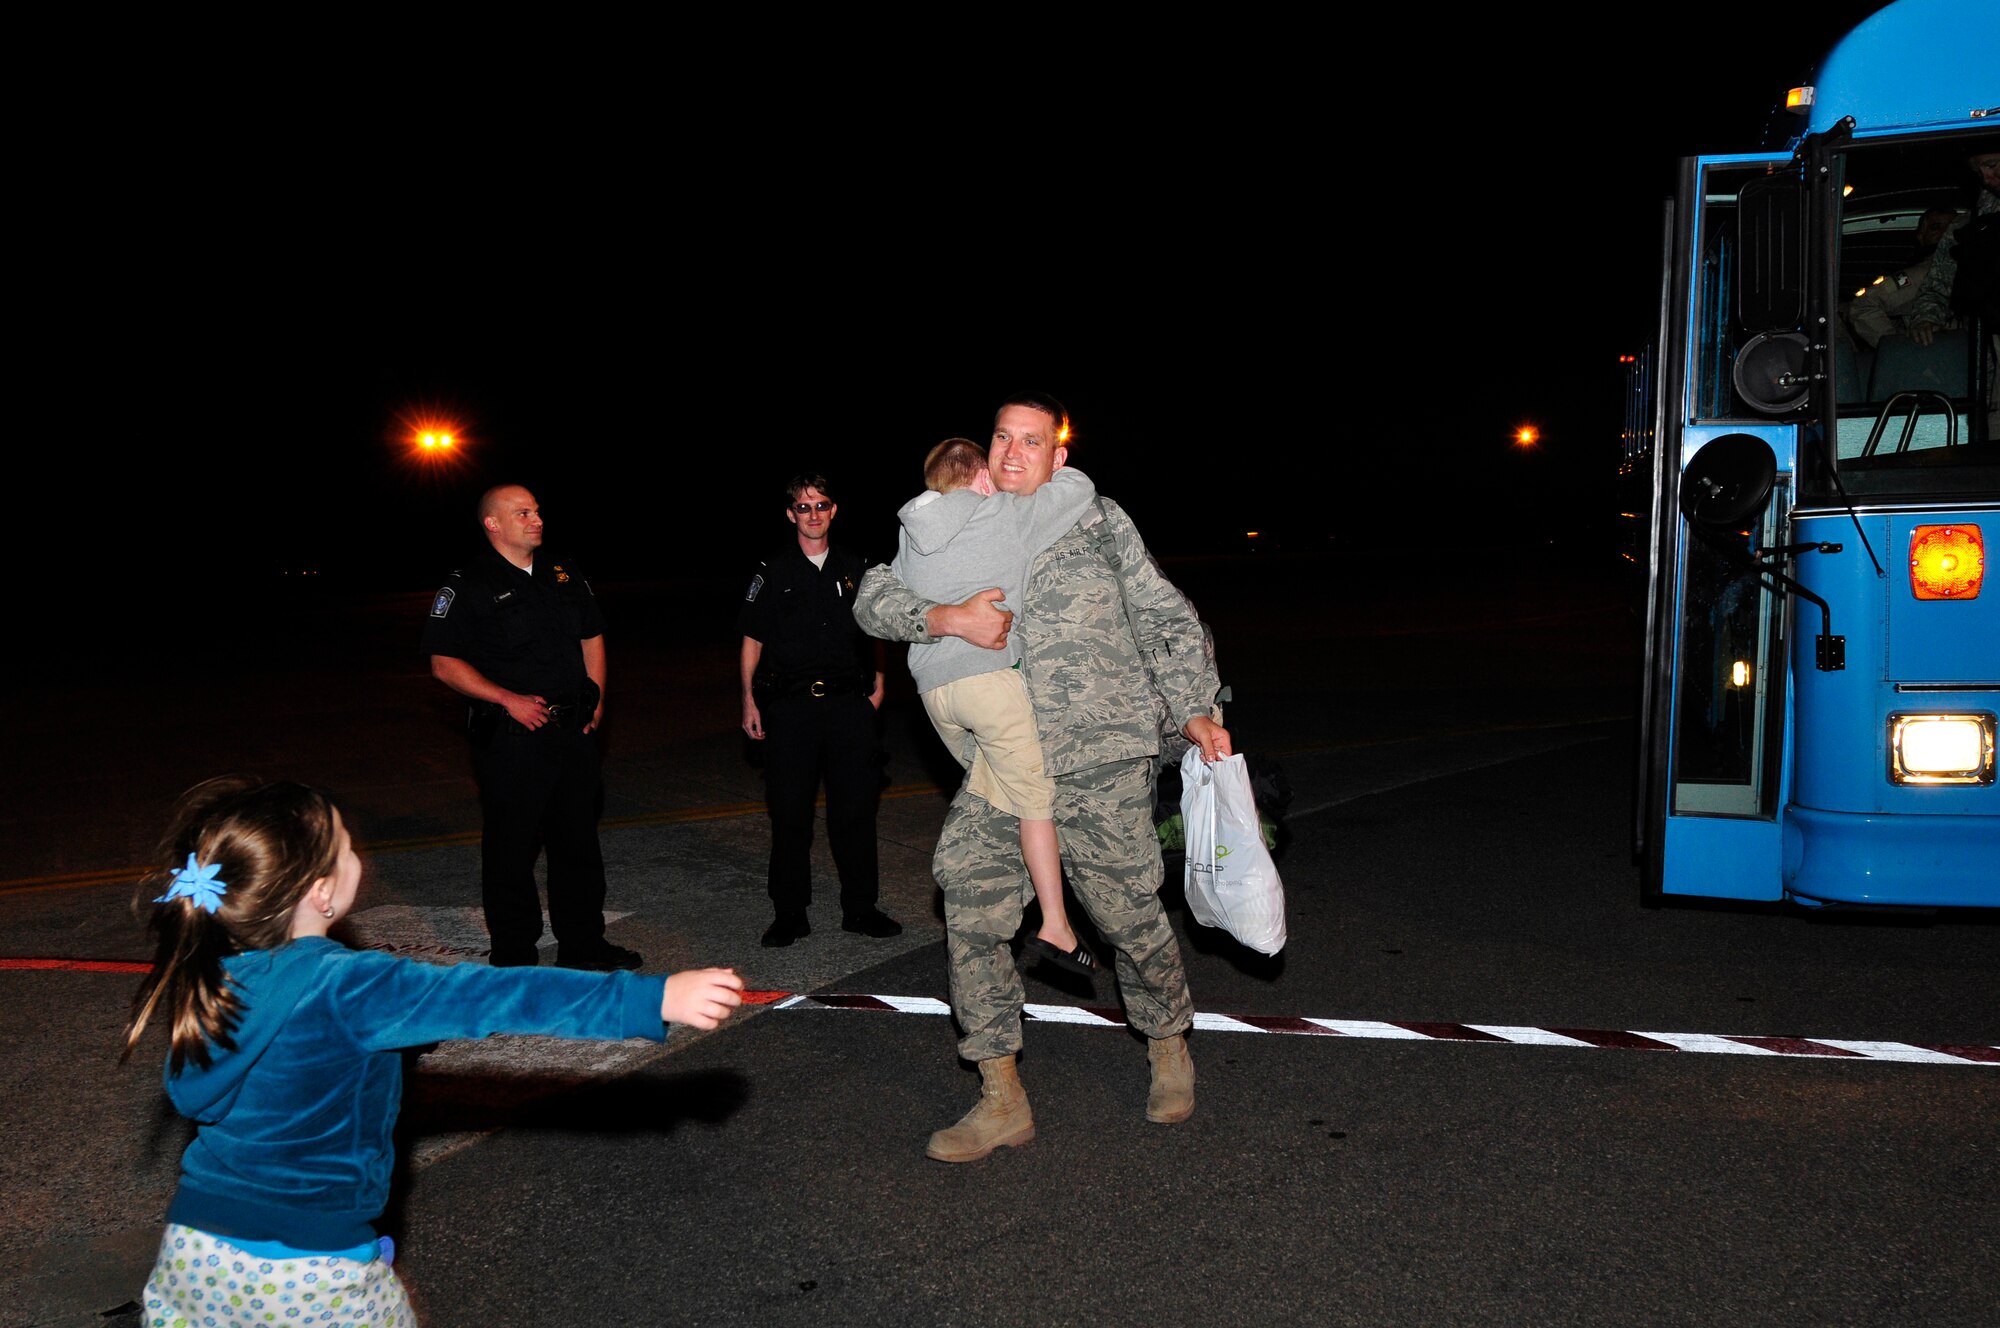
[854,495,1221,778]
[1910,189,1998,328]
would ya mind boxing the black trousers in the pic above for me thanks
[472,721,607,952]
[761,692,881,918]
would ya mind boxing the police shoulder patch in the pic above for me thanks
[431,587,456,618]
[745,573,765,603]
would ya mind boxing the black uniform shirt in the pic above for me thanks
[737,542,876,689]
[420,546,607,697]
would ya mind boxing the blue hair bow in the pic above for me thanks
[156,853,228,913]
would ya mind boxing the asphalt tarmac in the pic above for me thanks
[4,550,1995,1327]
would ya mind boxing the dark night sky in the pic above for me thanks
[59,3,1898,653]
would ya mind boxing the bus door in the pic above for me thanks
[1640,152,1810,902]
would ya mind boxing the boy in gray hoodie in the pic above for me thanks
[888,439,1098,976]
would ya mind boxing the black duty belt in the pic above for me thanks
[757,675,864,699]
[471,689,588,739]
[539,692,587,727]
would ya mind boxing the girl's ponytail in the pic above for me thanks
[124,876,244,1072]
[121,777,342,1072]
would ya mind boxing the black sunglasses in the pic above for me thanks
[791,501,832,514]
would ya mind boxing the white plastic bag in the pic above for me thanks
[1178,746,1288,955]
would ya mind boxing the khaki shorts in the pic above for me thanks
[922,668,1055,820]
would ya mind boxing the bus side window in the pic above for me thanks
[1735,174,1805,333]
[1671,497,1787,818]
[1693,196,1740,420]
[1693,165,1809,422]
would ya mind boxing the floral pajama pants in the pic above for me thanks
[142,1224,415,1326]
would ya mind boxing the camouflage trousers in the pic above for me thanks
[935,757,1193,1062]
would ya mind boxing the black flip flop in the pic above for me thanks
[1025,937,1099,976]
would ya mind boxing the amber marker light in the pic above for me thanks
[1514,425,1540,448]
[1888,713,1996,786]
[1786,85,1814,111]
[1909,524,1984,600]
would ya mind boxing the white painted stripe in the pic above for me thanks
[1192,1012,1269,1033]
[1465,1025,1600,1048]
[1301,1019,1433,1040]
[1812,1039,1990,1064]
[1633,1032,1783,1055]
[876,995,953,1015]
[1024,1003,1123,1026]
[808,1000,1996,1068]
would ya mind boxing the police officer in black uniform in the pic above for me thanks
[421,483,641,971]
[739,473,902,947]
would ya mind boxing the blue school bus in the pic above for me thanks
[1632,0,1999,909]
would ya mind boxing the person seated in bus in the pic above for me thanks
[1906,148,1999,347]
[1846,207,1961,349]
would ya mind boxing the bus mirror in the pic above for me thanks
[1681,434,1777,527]
[1733,331,1811,414]
[1735,174,1804,332]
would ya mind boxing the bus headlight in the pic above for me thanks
[1908,524,1984,600]
[1888,713,1996,786]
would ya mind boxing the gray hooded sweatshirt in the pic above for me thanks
[890,466,1095,694]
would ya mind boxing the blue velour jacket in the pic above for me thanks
[163,937,669,1251]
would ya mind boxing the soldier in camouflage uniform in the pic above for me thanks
[853,390,1231,1162]
[1907,150,2000,435]
[1907,150,1999,344]
[1845,207,1957,349]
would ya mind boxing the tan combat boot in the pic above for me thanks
[1145,1032,1195,1124]
[925,1054,1035,1162]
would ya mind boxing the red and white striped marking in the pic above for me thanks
[17,960,1991,1068]
[778,993,2000,1067]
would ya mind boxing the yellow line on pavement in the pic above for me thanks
[0,782,948,897]
[1257,713,1628,759]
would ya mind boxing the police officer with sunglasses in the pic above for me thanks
[738,474,901,947]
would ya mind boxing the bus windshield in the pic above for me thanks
[1818,131,1999,501]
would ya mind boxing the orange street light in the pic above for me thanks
[1515,425,1540,448]
[404,416,466,464]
